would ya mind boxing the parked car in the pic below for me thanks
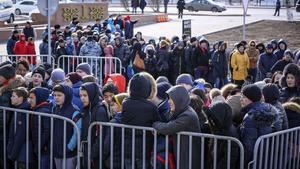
[0,0,15,23]
[296,0,300,12]
[185,0,226,12]
[15,0,37,15]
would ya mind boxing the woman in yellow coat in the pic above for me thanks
[231,43,250,87]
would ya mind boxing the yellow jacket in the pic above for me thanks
[231,51,250,80]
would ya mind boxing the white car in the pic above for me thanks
[15,0,37,15]
[0,0,15,23]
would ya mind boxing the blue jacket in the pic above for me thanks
[239,102,276,167]
[30,88,51,155]
[7,101,34,162]
[6,37,17,55]
[53,85,81,158]
[72,81,83,110]
[257,52,278,80]
[274,39,287,60]
[212,49,228,78]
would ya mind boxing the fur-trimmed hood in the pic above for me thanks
[0,75,25,95]
[283,102,300,113]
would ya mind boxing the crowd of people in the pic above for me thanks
[1,15,300,169]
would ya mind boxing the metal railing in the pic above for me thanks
[87,122,245,169]
[0,55,55,70]
[250,127,300,169]
[57,55,123,85]
[0,106,81,169]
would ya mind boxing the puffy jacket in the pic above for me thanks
[280,87,300,103]
[53,85,81,158]
[156,47,170,72]
[212,47,228,78]
[283,102,300,128]
[114,37,130,67]
[230,50,249,80]
[6,36,17,55]
[274,39,287,60]
[79,40,102,56]
[239,102,276,167]
[7,101,34,162]
[257,52,278,81]
[271,60,292,74]
[13,34,27,55]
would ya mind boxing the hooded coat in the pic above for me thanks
[121,74,159,160]
[239,102,276,167]
[245,41,260,69]
[7,101,34,163]
[212,42,228,79]
[170,43,186,83]
[71,81,83,110]
[230,50,250,80]
[53,85,81,158]
[207,102,239,169]
[153,85,201,169]
[274,39,287,60]
[114,36,130,68]
[283,102,300,128]
[7,33,18,55]
[80,82,109,157]
[30,87,51,155]
[13,34,27,55]
[192,38,211,69]
[104,45,115,75]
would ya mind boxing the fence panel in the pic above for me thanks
[57,55,123,86]
[87,122,244,169]
[0,55,55,70]
[250,127,300,169]
[0,106,81,169]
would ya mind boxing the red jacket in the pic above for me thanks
[13,34,27,55]
[26,42,36,65]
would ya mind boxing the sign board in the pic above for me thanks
[38,0,59,16]
[182,19,191,37]
[242,0,249,13]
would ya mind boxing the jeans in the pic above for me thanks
[248,68,257,83]
[214,77,228,89]
[39,155,50,169]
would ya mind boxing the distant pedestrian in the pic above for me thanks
[131,0,139,13]
[140,0,147,14]
[177,0,185,19]
[274,0,281,16]
[164,0,169,13]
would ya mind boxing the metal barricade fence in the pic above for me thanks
[0,106,81,169]
[250,127,300,169]
[0,55,55,70]
[87,122,245,169]
[57,55,123,86]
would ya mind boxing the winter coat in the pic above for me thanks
[107,18,116,33]
[257,52,278,80]
[72,81,83,110]
[283,102,300,128]
[131,0,139,7]
[39,41,48,55]
[280,87,300,103]
[13,35,27,55]
[80,82,109,161]
[206,102,239,169]
[114,37,130,67]
[30,89,51,155]
[114,18,124,30]
[272,101,289,130]
[121,75,159,160]
[65,43,75,55]
[7,101,34,162]
[53,85,81,158]
[140,0,147,9]
[271,60,293,74]
[245,47,260,69]
[26,42,36,65]
[79,40,102,56]
[6,36,17,55]
[230,50,249,80]
[23,27,35,40]
[239,102,276,167]
[156,47,170,72]
[153,86,201,169]
[170,47,186,76]
[104,46,115,75]
[274,40,287,60]
[124,20,138,39]
[212,49,228,78]
[192,45,211,69]
[184,44,196,75]
[144,54,158,76]
[177,0,185,10]
[226,95,243,127]
[92,23,102,33]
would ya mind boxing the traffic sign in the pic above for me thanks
[37,0,59,16]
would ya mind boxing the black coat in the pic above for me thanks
[156,47,170,72]
[131,0,139,7]
[284,102,300,128]
[280,87,300,103]
[177,0,185,10]
[212,49,228,78]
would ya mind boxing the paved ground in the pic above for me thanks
[0,7,299,54]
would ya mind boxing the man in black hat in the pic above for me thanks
[239,84,276,167]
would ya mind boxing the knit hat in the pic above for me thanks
[156,76,169,84]
[176,74,193,86]
[157,82,172,100]
[0,64,16,80]
[76,63,91,75]
[51,68,65,82]
[262,84,280,104]
[241,84,262,102]
[32,66,46,80]
[113,93,129,107]
[31,87,50,105]
[66,72,82,84]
